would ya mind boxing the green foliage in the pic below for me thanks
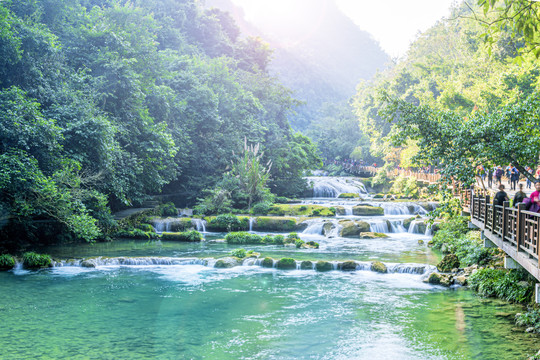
[115,228,158,240]
[469,268,535,303]
[515,308,540,334]
[230,248,247,259]
[275,196,289,204]
[390,175,419,199]
[224,232,263,244]
[305,241,320,249]
[251,202,272,215]
[316,261,333,272]
[285,232,301,245]
[262,234,284,245]
[158,203,178,217]
[255,217,297,232]
[194,188,232,216]
[437,254,460,272]
[338,193,359,199]
[0,254,15,270]
[161,231,202,242]
[267,204,335,217]
[261,257,274,268]
[295,239,305,248]
[207,214,248,232]
[22,252,51,269]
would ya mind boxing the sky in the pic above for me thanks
[229,0,456,57]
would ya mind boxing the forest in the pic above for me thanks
[0,0,321,247]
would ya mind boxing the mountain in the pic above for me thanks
[205,0,390,130]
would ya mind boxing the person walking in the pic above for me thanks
[495,166,503,186]
[513,183,527,207]
[487,167,493,188]
[526,166,533,189]
[510,164,519,191]
[529,182,540,213]
[494,184,509,206]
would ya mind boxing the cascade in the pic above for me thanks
[306,177,367,198]
[249,217,255,232]
[367,202,428,216]
[408,220,426,234]
[369,220,390,233]
[152,218,172,233]
[302,219,327,235]
[192,219,207,233]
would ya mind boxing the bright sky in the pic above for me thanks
[229,0,456,57]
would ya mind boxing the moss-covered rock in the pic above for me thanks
[22,252,52,269]
[316,261,333,272]
[339,261,358,271]
[253,217,304,232]
[214,257,241,268]
[402,217,417,230]
[371,261,387,273]
[358,232,389,239]
[373,193,385,199]
[300,260,313,270]
[352,205,384,216]
[338,193,360,199]
[261,257,274,268]
[338,220,370,237]
[0,254,15,270]
[302,241,319,249]
[161,231,203,242]
[418,239,425,245]
[428,272,442,285]
[334,206,346,215]
[437,254,460,272]
[169,218,194,232]
[276,258,297,270]
[267,204,335,217]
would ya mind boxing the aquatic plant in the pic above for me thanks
[22,252,52,269]
[0,254,15,270]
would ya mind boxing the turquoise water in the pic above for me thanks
[2,195,539,359]
[0,266,537,359]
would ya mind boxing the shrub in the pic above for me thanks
[251,202,272,215]
[437,254,460,272]
[295,239,305,248]
[275,196,289,203]
[299,205,308,211]
[516,308,540,333]
[305,241,320,249]
[22,252,52,269]
[262,234,284,245]
[116,228,158,240]
[208,214,248,232]
[0,254,15,270]
[159,202,178,217]
[276,258,296,269]
[137,223,156,233]
[468,268,534,303]
[285,232,301,244]
[231,248,247,259]
[161,231,203,242]
[225,232,263,244]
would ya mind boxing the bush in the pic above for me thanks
[159,202,178,217]
[137,223,156,233]
[231,248,247,258]
[276,258,296,269]
[516,308,540,333]
[208,214,248,232]
[437,254,460,272]
[275,196,289,204]
[262,234,284,245]
[161,231,203,242]
[295,239,305,248]
[254,217,297,232]
[468,268,535,303]
[285,232,301,245]
[251,202,272,215]
[225,232,263,244]
[116,228,158,240]
[305,241,320,249]
[261,257,274,268]
[22,252,52,269]
[0,254,15,270]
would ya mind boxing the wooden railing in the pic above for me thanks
[390,170,442,184]
[470,191,540,272]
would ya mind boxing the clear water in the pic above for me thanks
[1,194,538,359]
[0,267,538,359]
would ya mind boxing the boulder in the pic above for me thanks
[352,205,384,216]
[214,257,241,269]
[301,241,319,249]
[371,261,387,273]
[300,261,313,270]
[427,272,453,286]
[437,254,460,272]
[338,193,360,199]
[323,222,335,236]
[315,261,333,272]
[402,216,417,230]
[261,257,274,268]
[334,206,346,215]
[276,258,297,270]
[454,275,467,286]
[418,239,424,245]
[358,232,389,239]
[338,220,370,237]
[339,261,358,271]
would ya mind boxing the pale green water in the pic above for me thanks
[0,266,537,359]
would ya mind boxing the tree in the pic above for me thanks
[230,139,272,213]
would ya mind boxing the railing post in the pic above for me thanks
[517,203,525,254]
[484,196,490,227]
[502,201,509,240]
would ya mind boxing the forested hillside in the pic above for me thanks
[354,1,540,179]
[0,0,321,246]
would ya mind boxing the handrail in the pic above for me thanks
[469,190,540,270]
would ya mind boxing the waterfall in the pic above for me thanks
[152,218,172,233]
[306,177,367,198]
[249,217,255,232]
[368,220,406,233]
[390,220,406,233]
[344,206,353,216]
[369,220,389,233]
[302,219,326,235]
[191,219,207,233]
[408,220,426,234]
[424,223,433,236]
[366,202,428,216]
